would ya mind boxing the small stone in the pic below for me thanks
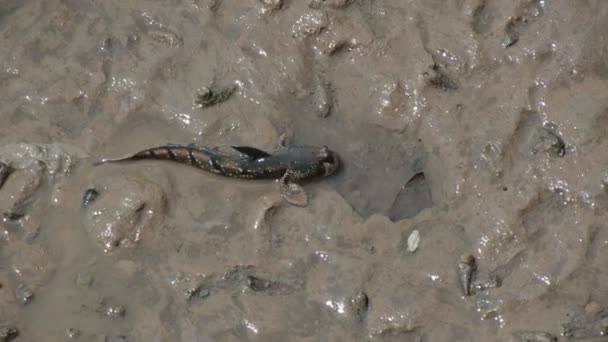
[105,305,126,318]
[0,325,18,342]
[16,283,34,304]
[407,230,420,252]
[194,85,236,108]
[259,0,283,11]
[184,285,210,301]
[66,328,80,339]
[197,288,210,299]
[600,317,608,335]
[82,188,99,208]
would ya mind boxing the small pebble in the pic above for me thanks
[407,230,420,252]
[600,317,608,335]
[16,283,34,304]
[82,188,99,208]
[259,0,283,11]
[194,85,236,108]
[185,286,210,300]
[66,328,80,339]
[106,305,126,318]
[198,288,210,299]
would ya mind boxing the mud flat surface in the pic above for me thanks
[1,0,608,341]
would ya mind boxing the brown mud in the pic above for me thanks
[1,0,608,341]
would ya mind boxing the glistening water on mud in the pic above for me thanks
[1,0,608,341]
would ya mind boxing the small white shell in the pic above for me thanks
[407,229,420,252]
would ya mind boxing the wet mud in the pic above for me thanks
[1,0,608,340]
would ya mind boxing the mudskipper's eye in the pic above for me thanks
[319,146,329,158]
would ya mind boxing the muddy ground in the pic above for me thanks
[1,0,608,341]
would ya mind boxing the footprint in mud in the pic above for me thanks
[388,172,433,222]
[503,0,547,48]
[510,109,565,161]
[134,12,183,48]
[83,175,167,252]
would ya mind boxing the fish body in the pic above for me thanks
[96,144,339,182]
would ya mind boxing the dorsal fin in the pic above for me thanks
[231,146,271,159]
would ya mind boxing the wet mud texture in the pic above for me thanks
[1,0,608,341]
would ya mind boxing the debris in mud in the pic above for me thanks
[0,325,18,342]
[423,64,458,91]
[512,330,557,342]
[531,128,565,158]
[95,334,128,342]
[135,12,183,47]
[349,290,369,322]
[0,166,43,219]
[66,328,80,339]
[2,212,23,222]
[472,274,501,292]
[105,305,126,318]
[194,85,237,109]
[292,10,328,39]
[0,143,86,176]
[312,76,333,118]
[246,275,272,292]
[309,0,353,9]
[457,254,476,296]
[388,172,433,221]
[314,12,373,55]
[15,283,34,304]
[196,288,211,299]
[96,299,126,319]
[512,110,566,160]
[258,0,283,12]
[0,162,12,189]
[82,188,99,208]
[407,230,420,253]
[185,285,211,301]
[504,16,522,48]
[83,176,166,251]
[215,265,301,295]
[560,307,608,340]
[503,0,545,49]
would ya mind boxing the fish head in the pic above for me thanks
[281,145,340,177]
[316,146,340,177]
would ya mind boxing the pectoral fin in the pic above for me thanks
[279,171,309,207]
[231,146,271,160]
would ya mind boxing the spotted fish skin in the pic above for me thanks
[95,144,339,182]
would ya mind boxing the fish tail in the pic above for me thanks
[94,145,214,170]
